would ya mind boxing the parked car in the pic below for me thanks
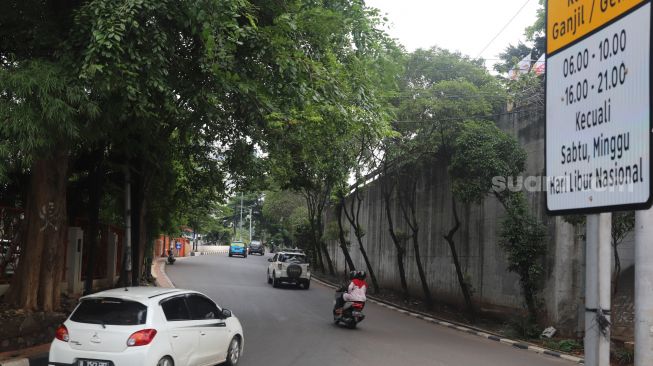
[229,241,247,258]
[247,241,264,256]
[49,287,244,366]
[267,251,311,289]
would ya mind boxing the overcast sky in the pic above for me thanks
[365,0,540,69]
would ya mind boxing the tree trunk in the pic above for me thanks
[84,152,104,295]
[6,148,69,311]
[411,228,433,308]
[612,236,621,296]
[522,272,538,322]
[382,173,409,299]
[343,193,379,294]
[399,179,433,309]
[443,197,475,318]
[321,241,334,275]
[336,202,356,271]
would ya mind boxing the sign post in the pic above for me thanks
[547,1,652,365]
[546,0,651,214]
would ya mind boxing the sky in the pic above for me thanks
[365,0,541,70]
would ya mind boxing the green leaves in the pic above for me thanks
[0,60,96,164]
[450,121,526,203]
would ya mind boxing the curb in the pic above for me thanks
[311,276,585,364]
[0,349,48,366]
[152,257,175,288]
[0,359,29,366]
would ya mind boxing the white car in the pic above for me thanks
[49,287,244,366]
[267,251,311,289]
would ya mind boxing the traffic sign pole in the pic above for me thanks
[585,213,611,366]
[635,208,653,365]
[546,1,651,363]
[598,213,611,366]
[584,215,599,366]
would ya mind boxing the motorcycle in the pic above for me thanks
[333,288,365,329]
[167,251,176,265]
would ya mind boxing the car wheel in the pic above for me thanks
[225,337,241,366]
[243,253,247,258]
[228,252,232,257]
[267,270,272,284]
[272,272,279,288]
[156,356,174,366]
[303,280,310,290]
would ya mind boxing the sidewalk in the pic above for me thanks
[0,343,48,366]
[152,257,174,288]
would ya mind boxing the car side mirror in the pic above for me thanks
[267,258,273,262]
[221,309,232,319]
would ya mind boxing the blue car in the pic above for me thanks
[229,241,247,258]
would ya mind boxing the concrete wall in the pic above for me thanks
[324,106,585,333]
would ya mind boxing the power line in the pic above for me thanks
[476,0,533,58]
[390,105,543,124]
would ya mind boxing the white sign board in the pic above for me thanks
[546,2,652,214]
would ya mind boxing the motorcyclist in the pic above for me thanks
[167,249,176,264]
[344,271,367,302]
[334,271,367,312]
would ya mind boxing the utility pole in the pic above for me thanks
[249,207,253,243]
[123,166,132,286]
[585,213,611,366]
[635,208,653,366]
[239,192,244,241]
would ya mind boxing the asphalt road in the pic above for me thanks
[166,254,574,366]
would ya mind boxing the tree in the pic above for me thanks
[563,211,635,296]
[1,0,395,311]
[341,184,380,293]
[384,47,505,314]
[494,42,534,75]
[380,158,410,300]
[332,186,357,272]
[262,0,395,276]
[261,190,306,245]
[0,0,99,311]
[611,211,635,295]
[498,193,547,322]
[451,121,546,322]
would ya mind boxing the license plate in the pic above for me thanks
[352,311,362,316]
[77,359,113,366]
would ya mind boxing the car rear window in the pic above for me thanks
[70,298,147,325]
[279,254,307,263]
[231,243,244,247]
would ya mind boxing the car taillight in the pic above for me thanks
[127,329,157,347]
[55,325,69,342]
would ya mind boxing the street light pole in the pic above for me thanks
[123,166,132,286]
[249,207,252,243]
[239,192,244,241]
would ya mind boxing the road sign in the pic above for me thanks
[546,0,652,214]
[175,242,181,250]
[547,0,645,54]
